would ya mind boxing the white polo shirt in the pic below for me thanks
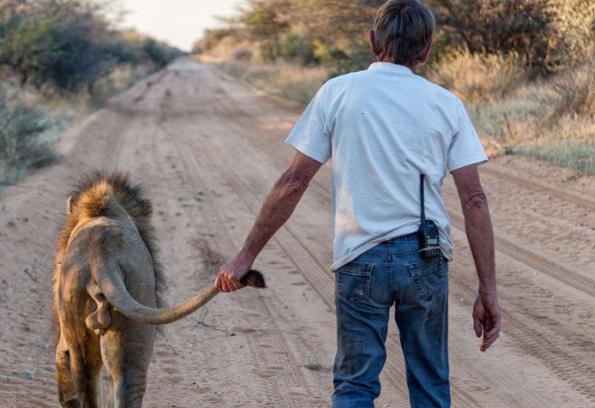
[286,62,488,271]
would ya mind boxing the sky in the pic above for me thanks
[119,0,244,51]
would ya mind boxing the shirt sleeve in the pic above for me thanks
[447,101,489,172]
[285,84,332,164]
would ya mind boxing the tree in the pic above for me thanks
[237,0,291,61]
[428,0,594,75]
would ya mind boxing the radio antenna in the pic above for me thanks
[420,174,426,223]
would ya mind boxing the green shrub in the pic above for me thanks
[141,38,183,69]
[324,47,374,78]
[0,13,114,91]
[0,1,182,92]
[278,33,316,65]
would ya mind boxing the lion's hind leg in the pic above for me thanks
[55,337,79,407]
[101,324,154,408]
[71,344,103,408]
[56,333,102,408]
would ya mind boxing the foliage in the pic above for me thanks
[428,0,595,75]
[199,0,594,78]
[0,0,182,92]
[0,0,182,185]
[0,16,109,90]
[238,0,290,61]
[0,88,57,184]
[192,28,236,54]
[278,32,315,64]
[426,49,525,103]
[551,52,595,118]
[428,0,553,74]
[141,38,183,69]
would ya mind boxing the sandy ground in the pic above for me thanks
[1,59,594,407]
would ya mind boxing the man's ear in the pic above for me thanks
[66,196,73,215]
[369,30,380,59]
[419,39,433,65]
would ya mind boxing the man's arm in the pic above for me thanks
[452,164,501,352]
[215,151,323,292]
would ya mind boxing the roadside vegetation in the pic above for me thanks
[194,0,595,175]
[0,0,183,185]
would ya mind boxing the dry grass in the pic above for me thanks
[514,115,595,175]
[0,87,63,185]
[466,78,595,176]
[516,142,595,176]
[426,50,525,103]
[551,55,595,118]
[214,60,327,106]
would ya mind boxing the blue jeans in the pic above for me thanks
[332,233,450,408]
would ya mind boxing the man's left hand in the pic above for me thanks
[215,255,252,292]
[473,292,502,352]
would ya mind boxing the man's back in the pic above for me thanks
[286,62,487,270]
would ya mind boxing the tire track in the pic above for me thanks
[481,165,595,212]
[111,70,172,169]
[447,211,595,298]
[449,260,595,404]
[154,102,323,407]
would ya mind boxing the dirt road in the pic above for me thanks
[1,59,594,407]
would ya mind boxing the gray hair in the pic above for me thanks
[373,0,436,66]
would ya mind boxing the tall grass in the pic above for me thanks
[514,115,595,175]
[426,50,525,103]
[0,88,62,185]
[215,60,327,106]
[551,54,595,118]
[516,142,595,176]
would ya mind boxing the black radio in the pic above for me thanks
[417,174,442,259]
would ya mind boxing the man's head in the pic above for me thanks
[370,0,435,69]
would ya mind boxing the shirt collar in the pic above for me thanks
[368,62,414,75]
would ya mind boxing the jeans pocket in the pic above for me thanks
[336,261,374,303]
[408,257,448,302]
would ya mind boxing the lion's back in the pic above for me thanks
[59,218,156,307]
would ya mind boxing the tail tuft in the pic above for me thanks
[241,270,267,288]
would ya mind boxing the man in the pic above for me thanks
[215,0,501,406]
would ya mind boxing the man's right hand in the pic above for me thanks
[215,255,252,293]
[473,292,502,352]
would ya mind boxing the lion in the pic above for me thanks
[52,172,265,407]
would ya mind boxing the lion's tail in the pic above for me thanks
[91,261,265,326]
